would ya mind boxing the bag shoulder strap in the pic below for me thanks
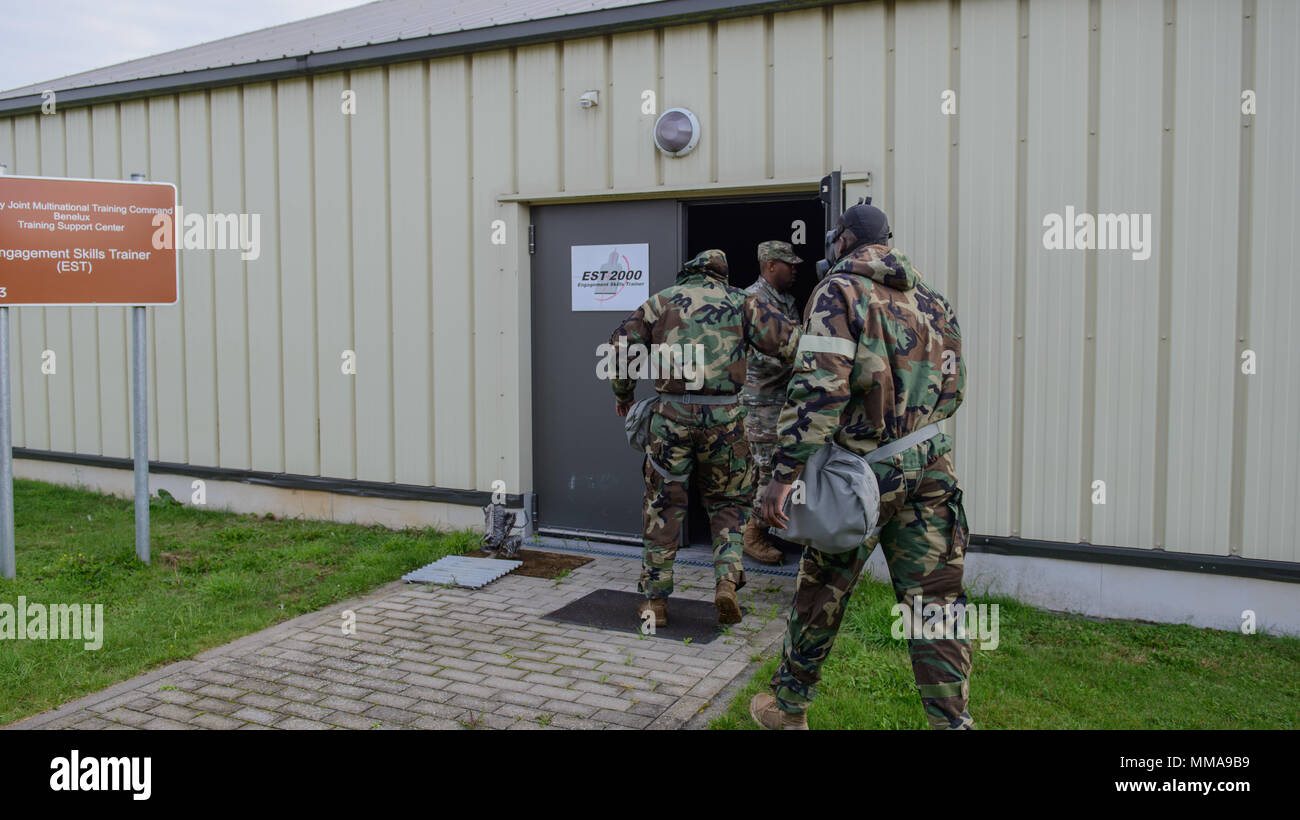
[865,422,941,463]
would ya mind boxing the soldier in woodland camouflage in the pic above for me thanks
[750,204,975,731]
[611,250,800,627]
[742,240,804,565]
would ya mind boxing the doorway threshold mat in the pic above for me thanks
[402,555,522,589]
[542,589,727,644]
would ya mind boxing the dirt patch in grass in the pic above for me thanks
[466,548,591,579]
[158,551,195,569]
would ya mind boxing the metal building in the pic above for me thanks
[0,0,1296,634]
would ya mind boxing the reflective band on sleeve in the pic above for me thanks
[796,334,857,358]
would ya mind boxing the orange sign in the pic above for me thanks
[0,175,178,305]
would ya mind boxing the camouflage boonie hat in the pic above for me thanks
[757,240,803,265]
[682,249,729,280]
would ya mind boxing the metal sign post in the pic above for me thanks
[132,305,149,564]
[128,172,150,565]
[0,161,10,578]
[0,304,12,579]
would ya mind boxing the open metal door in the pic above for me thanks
[529,200,681,543]
[819,170,843,271]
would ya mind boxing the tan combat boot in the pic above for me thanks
[715,579,742,624]
[742,517,783,564]
[637,597,667,628]
[749,693,809,730]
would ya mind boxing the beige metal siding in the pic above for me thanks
[311,73,355,480]
[1243,0,1300,562]
[0,0,1293,563]
[1166,0,1241,555]
[389,62,434,488]
[954,0,1018,539]
[1021,0,1089,544]
[561,38,608,192]
[516,46,561,195]
[427,57,473,489]
[471,52,515,489]
[610,31,658,189]
[244,84,286,475]
[148,97,187,465]
[662,24,711,188]
[209,88,250,470]
[177,92,217,468]
[276,78,321,477]
[830,3,887,185]
[773,9,827,180]
[1090,0,1163,552]
[716,17,767,183]
[350,67,394,483]
[892,0,951,297]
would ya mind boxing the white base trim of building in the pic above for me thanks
[16,457,1298,638]
[864,544,1300,639]
[14,458,486,532]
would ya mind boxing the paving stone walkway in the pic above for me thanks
[10,550,796,730]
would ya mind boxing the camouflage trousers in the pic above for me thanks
[770,437,974,730]
[640,409,751,598]
[742,403,781,518]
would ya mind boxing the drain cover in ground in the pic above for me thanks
[402,555,522,588]
[543,589,727,644]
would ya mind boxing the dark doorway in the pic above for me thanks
[685,196,824,319]
[682,195,823,546]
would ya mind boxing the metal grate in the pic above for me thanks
[402,555,522,589]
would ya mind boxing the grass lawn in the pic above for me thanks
[714,574,1300,729]
[0,479,476,727]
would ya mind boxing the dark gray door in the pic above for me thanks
[530,200,681,540]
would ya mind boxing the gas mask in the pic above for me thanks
[817,197,893,280]
[816,226,842,280]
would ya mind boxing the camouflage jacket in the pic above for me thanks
[771,244,964,484]
[742,276,801,406]
[610,266,801,426]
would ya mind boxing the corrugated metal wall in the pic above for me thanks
[0,0,1294,562]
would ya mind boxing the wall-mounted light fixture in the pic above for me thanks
[653,107,700,157]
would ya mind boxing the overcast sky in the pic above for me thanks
[0,0,366,92]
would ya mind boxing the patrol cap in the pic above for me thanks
[836,202,892,247]
[757,240,803,265]
[682,248,729,279]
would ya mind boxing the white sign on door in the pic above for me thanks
[571,243,649,311]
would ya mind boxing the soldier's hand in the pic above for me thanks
[615,400,633,417]
[761,481,794,528]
